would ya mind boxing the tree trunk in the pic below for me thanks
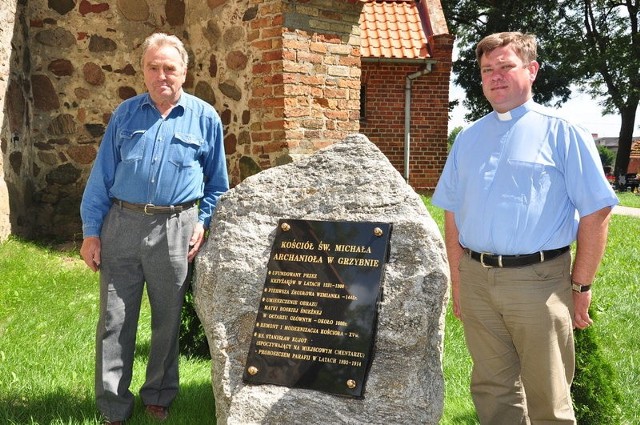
[614,102,639,177]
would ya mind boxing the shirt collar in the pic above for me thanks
[141,92,186,116]
[495,99,536,122]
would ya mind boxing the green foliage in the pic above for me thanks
[180,285,211,359]
[573,309,623,424]
[598,145,615,167]
[424,197,638,424]
[0,237,215,424]
[440,0,639,175]
[448,125,464,151]
[2,206,640,423]
[440,0,576,121]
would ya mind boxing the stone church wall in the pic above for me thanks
[0,0,27,242]
[0,0,363,241]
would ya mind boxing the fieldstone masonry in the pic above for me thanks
[194,134,449,424]
[0,0,23,242]
[0,0,366,241]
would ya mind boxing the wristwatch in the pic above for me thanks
[571,281,592,293]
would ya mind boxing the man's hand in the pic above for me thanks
[444,211,464,321]
[451,280,462,320]
[188,222,206,262]
[80,237,102,272]
[572,290,593,329]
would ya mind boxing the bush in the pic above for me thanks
[597,145,615,168]
[180,283,211,358]
[572,307,622,424]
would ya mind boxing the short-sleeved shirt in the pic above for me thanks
[432,100,618,255]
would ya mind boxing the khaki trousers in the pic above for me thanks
[459,251,576,425]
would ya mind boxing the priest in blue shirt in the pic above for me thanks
[433,32,618,424]
[80,33,229,424]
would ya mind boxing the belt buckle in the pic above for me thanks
[144,203,155,215]
[480,252,502,268]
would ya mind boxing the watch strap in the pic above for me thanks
[571,281,592,292]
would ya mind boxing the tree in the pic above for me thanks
[442,0,578,120]
[558,0,640,177]
[448,125,463,151]
[441,0,639,176]
[597,145,615,169]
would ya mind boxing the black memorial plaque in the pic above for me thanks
[243,219,392,398]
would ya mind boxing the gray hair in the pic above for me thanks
[140,32,189,68]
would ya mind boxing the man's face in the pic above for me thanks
[142,44,187,106]
[480,45,539,113]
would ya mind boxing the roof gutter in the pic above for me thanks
[362,57,435,65]
[404,62,434,182]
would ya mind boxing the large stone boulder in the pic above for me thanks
[194,134,449,424]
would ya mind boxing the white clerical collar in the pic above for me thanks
[496,110,512,121]
[494,100,536,121]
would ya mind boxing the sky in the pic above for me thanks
[448,82,640,139]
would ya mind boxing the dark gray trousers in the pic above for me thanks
[95,204,197,421]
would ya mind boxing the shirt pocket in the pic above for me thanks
[504,159,552,198]
[119,129,146,163]
[169,133,203,168]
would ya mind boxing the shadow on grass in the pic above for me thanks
[0,380,216,425]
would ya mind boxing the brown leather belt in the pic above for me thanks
[113,199,196,215]
[467,245,570,268]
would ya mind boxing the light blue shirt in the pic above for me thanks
[432,100,618,254]
[81,92,229,238]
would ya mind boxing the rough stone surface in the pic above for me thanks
[165,0,185,26]
[226,50,248,71]
[194,134,449,425]
[47,114,77,136]
[1,0,449,242]
[49,0,77,16]
[34,27,75,48]
[207,0,226,9]
[48,59,74,76]
[88,35,117,53]
[79,0,109,16]
[116,0,149,21]
[118,86,137,100]
[31,74,60,111]
[82,62,105,86]
[219,80,242,101]
[45,163,81,185]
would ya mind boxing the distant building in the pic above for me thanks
[630,140,640,174]
[594,136,640,173]
[594,136,622,155]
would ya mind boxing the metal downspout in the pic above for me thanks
[404,64,432,182]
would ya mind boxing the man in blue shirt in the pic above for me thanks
[433,32,618,424]
[80,33,229,424]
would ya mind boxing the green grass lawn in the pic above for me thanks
[616,191,640,208]
[0,240,215,425]
[426,197,640,425]
[0,197,638,424]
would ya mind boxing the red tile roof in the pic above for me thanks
[360,0,429,59]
